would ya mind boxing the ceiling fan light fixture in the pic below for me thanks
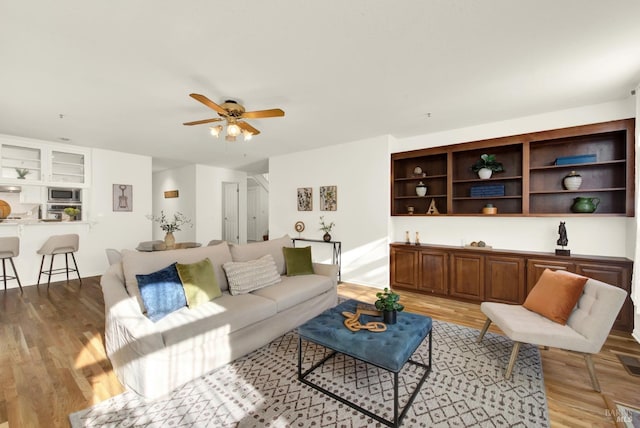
[209,125,223,137]
[185,94,283,142]
[227,123,241,137]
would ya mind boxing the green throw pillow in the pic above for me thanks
[283,246,314,276]
[176,258,222,308]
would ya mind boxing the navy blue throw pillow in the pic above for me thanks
[136,263,187,322]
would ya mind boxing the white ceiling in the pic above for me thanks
[1,1,639,173]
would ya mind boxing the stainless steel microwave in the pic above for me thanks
[48,187,82,202]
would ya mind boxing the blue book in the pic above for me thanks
[554,154,597,165]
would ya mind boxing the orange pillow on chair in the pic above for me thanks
[523,269,588,325]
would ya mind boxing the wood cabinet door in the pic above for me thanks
[526,259,575,295]
[485,255,526,304]
[418,249,448,295]
[449,253,484,301]
[575,262,632,332]
[390,247,418,290]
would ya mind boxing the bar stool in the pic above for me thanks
[37,234,82,289]
[0,236,23,293]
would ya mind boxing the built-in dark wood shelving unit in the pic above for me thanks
[391,118,635,216]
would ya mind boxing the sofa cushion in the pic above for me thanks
[154,292,277,348]
[176,258,221,308]
[122,243,233,311]
[283,246,314,276]
[251,274,334,313]
[136,263,187,322]
[223,254,282,295]
[229,234,292,275]
[523,268,587,325]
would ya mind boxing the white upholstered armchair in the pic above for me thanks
[477,271,627,392]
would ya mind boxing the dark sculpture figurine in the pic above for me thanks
[555,221,570,256]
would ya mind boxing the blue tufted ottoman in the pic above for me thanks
[297,299,432,427]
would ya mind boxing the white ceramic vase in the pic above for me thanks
[478,168,493,179]
[416,182,427,197]
[563,171,582,190]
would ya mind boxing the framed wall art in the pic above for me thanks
[297,187,312,211]
[320,185,337,211]
[113,184,133,211]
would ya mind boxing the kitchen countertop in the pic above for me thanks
[0,219,89,225]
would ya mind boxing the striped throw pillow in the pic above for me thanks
[223,254,282,295]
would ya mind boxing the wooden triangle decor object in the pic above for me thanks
[426,199,439,215]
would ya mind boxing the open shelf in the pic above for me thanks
[391,119,635,216]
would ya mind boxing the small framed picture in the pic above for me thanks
[297,187,312,211]
[320,185,337,211]
[113,184,133,211]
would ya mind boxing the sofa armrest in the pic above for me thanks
[313,262,338,287]
[101,266,165,360]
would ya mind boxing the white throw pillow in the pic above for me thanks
[223,254,282,295]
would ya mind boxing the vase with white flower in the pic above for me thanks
[147,211,192,249]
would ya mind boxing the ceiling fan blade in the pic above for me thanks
[183,118,223,126]
[242,108,285,119]
[237,121,261,136]
[189,93,228,116]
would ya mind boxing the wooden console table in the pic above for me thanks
[293,238,342,282]
[390,242,634,332]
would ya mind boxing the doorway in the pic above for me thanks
[222,182,239,244]
[247,186,258,242]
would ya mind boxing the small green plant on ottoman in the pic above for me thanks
[375,288,404,324]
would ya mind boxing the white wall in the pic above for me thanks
[152,164,247,245]
[152,165,197,242]
[269,98,636,295]
[85,148,152,276]
[195,164,247,245]
[270,135,391,287]
[633,85,640,343]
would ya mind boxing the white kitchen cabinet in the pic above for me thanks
[0,137,90,187]
[19,185,45,204]
[49,149,88,185]
[0,142,43,182]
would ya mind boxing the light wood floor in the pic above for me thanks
[1,279,638,427]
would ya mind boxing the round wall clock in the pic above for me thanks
[294,221,305,233]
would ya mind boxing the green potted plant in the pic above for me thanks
[471,154,504,179]
[375,287,404,324]
[15,168,29,179]
[319,216,335,242]
[63,207,80,220]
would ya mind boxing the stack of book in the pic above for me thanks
[470,184,505,197]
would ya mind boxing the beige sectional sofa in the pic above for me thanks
[100,235,338,398]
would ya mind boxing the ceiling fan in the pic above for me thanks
[183,93,285,141]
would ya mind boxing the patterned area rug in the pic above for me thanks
[70,320,549,427]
